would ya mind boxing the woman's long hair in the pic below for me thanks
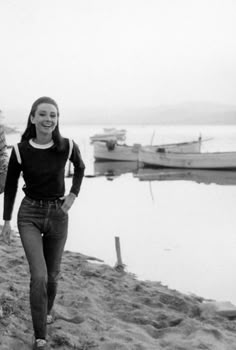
[21,96,64,150]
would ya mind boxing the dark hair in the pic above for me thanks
[21,96,64,150]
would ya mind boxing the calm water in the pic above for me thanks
[3,124,236,304]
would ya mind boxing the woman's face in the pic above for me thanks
[31,103,58,137]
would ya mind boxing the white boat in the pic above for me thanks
[94,141,141,161]
[143,138,202,153]
[139,149,236,169]
[93,138,202,162]
[135,168,236,186]
[90,128,126,143]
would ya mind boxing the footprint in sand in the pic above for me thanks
[53,304,85,324]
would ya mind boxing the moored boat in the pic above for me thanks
[143,138,202,153]
[90,128,126,143]
[94,141,141,161]
[93,137,202,162]
[139,149,236,169]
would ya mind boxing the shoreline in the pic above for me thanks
[1,228,236,349]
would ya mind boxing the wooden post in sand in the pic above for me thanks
[115,236,125,272]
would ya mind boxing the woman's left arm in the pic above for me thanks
[61,140,85,213]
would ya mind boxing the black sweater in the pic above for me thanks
[3,138,85,220]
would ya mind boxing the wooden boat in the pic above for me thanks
[90,128,126,143]
[143,138,202,154]
[93,138,202,162]
[139,149,236,169]
[135,168,236,186]
[94,141,141,161]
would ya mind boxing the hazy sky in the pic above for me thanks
[0,0,236,121]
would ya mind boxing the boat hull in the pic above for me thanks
[139,150,236,169]
[93,139,201,162]
[143,139,201,153]
[94,142,141,161]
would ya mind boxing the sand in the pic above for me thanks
[1,228,236,349]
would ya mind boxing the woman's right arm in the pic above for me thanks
[1,147,21,244]
[3,147,22,222]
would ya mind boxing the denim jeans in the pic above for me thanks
[17,196,68,339]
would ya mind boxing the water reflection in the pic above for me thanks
[135,168,236,186]
[93,161,139,180]
[90,160,236,187]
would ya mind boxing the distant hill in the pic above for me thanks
[93,102,236,125]
[4,102,236,125]
[139,102,236,125]
[64,102,236,125]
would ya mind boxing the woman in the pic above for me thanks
[1,97,85,350]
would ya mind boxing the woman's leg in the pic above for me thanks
[18,222,48,339]
[43,205,68,314]
[17,198,48,340]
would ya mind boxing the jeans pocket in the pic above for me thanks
[58,202,68,216]
[17,197,38,224]
[22,196,35,207]
[18,197,30,217]
[60,206,67,215]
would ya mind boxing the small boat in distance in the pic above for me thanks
[90,128,126,143]
[139,149,236,169]
[93,137,202,162]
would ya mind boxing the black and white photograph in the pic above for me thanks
[1,1,236,349]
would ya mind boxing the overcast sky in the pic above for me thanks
[0,0,236,122]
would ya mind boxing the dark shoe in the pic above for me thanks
[33,339,48,349]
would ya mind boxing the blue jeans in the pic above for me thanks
[17,196,68,339]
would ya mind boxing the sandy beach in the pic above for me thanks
[1,227,236,349]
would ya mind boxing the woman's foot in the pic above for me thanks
[33,339,48,349]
